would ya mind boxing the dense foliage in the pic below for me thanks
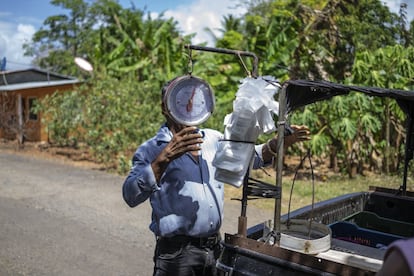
[24,0,414,176]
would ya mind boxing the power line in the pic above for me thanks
[6,59,33,66]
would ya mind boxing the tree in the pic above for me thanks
[219,0,400,81]
[351,45,414,173]
[23,0,91,76]
[22,0,414,176]
[26,0,194,172]
[292,45,414,177]
[221,0,412,176]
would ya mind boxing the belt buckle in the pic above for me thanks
[203,236,217,248]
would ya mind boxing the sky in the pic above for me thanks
[0,0,412,70]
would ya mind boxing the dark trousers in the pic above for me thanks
[153,235,222,276]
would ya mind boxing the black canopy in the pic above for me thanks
[285,79,414,114]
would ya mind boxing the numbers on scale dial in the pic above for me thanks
[175,85,207,118]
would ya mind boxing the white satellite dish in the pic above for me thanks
[74,57,93,72]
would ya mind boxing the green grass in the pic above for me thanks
[224,171,414,215]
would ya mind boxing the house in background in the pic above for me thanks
[0,68,81,142]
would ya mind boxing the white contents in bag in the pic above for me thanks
[213,76,280,187]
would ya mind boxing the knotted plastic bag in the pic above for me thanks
[213,76,280,187]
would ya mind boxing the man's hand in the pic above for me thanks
[263,125,310,162]
[152,126,203,183]
[162,126,203,161]
[284,125,311,149]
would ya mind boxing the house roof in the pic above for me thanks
[0,68,81,91]
[0,79,81,91]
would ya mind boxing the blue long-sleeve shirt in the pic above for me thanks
[122,124,265,238]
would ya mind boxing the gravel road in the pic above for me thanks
[0,150,272,276]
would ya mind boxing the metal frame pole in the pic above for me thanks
[274,84,287,245]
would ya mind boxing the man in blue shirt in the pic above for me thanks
[122,78,310,276]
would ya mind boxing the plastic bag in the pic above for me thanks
[213,76,280,187]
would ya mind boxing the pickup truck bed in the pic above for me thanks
[217,188,414,275]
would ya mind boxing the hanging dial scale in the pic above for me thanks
[164,75,215,126]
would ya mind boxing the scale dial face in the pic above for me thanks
[165,76,215,126]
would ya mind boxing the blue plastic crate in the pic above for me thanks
[344,211,414,237]
[329,221,404,249]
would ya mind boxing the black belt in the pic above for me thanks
[158,233,220,248]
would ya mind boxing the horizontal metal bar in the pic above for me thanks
[184,44,258,77]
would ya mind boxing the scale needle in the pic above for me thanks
[186,87,196,112]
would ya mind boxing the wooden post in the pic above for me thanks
[16,94,24,146]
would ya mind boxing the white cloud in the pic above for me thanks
[384,0,401,12]
[165,0,245,46]
[383,1,414,21]
[0,21,35,70]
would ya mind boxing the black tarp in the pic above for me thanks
[285,79,414,113]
